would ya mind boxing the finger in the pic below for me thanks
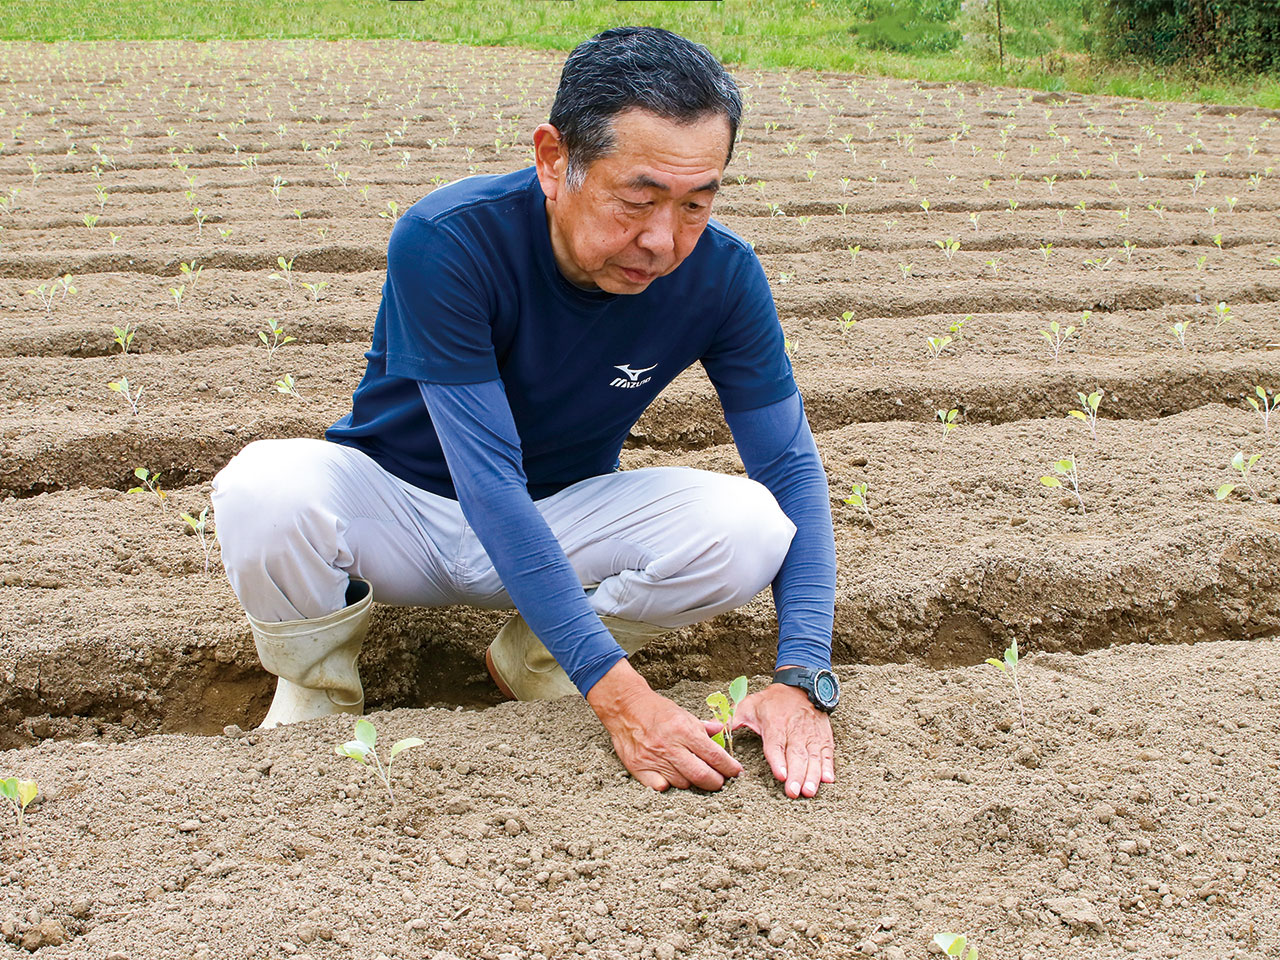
[761,727,788,785]
[702,720,727,738]
[662,768,691,790]
[801,748,823,799]
[820,718,836,783]
[633,769,670,792]
[672,749,727,792]
[784,736,809,799]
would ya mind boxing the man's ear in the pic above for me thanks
[533,123,568,202]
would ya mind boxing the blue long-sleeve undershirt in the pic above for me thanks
[419,379,835,696]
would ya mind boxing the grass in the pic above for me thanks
[0,0,1276,109]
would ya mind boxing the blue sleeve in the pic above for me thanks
[724,391,835,670]
[416,379,626,695]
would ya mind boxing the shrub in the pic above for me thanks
[849,0,963,53]
[1096,0,1280,71]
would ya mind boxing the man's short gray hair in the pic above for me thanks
[548,26,743,191]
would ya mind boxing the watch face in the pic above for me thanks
[814,671,839,706]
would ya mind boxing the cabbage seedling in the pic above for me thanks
[1170,320,1189,348]
[986,638,1027,730]
[258,318,295,360]
[934,933,980,960]
[837,311,858,336]
[170,284,185,311]
[842,482,874,527]
[706,676,748,757]
[275,374,303,400]
[108,377,143,415]
[180,507,216,573]
[129,467,167,508]
[1041,456,1083,512]
[269,256,296,295]
[937,407,958,442]
[1041,320,1075,361]
[1216,451,1261,500]
[180,260,202,290]
[0,777,38,831]
[927,335,952,361]
[335,719,424,805]
[935,237,960,262]
[1213,301,1232,327]
[112,323,137,355]
[1246,385,1277,436]
[1068,391,1103,441]
[301,280,329,302]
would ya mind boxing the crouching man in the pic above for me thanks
[212,26,840,798]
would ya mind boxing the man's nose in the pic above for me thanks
[635,204,676,259]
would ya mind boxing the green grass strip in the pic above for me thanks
[1,0,1276,109]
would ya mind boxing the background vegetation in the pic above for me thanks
[0,0,1276,108]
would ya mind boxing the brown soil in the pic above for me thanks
[1,39,1279,960]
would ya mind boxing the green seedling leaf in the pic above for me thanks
[1067,410,1087,421]
[336,741,369,763]
[706,692,731,722]
[1040,476,1062,487]
[985,657,1006,672]
[16,781,37,809]
[729,676,748,705]
[0,778,15,801]
[712,730,726,748]
[389,737,425,760]
[355,718,377,748]
[1216,483,1236,500]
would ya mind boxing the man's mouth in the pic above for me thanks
[618,265,655,284]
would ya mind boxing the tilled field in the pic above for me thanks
[1,40,1279,960]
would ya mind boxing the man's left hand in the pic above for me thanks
[703,681,835,799]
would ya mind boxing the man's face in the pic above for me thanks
[534,109,731,294]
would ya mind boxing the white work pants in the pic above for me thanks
[211,439,796,629]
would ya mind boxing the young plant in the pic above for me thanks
[985,638,1027,730]
[378,200,400,223]
[108,377,143,415]
[192,206,207,236]
[1213,301,1232,327]
[706,676,748,757]
[128,467,167,508]
[0,777,38,831]
[1246,385,1277,436]
[1041,320,1075,361]
[335,719,424,805]
[1041,456,1084,512]
[842,482,874,527]
[112,323,137,355]
[934,933,980,960]
[179,260,202,290]
[301,280,330,302]
[1068,390,1103,441]
[1170,319,1190,348]
[948,316,969,340]
[170,283,185,311]
[25,275,76,317]
[837,310,858,337]
[935,237,960,262]
[927,335,952,361]
[180,506,216,573]
[1216,451,1261,500]
[258,318,296,360]
[937,406,958,442]
[269,255,295,294]
[275,373,304,400]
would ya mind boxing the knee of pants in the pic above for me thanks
[211,439,344,577]
[686,475,796,612]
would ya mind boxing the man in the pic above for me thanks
[212,26,840,799]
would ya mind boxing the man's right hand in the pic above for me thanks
[586,659,743,792]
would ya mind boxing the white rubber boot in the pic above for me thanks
[248,578,374,729]
[485,613,669,701]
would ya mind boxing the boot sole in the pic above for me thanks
[485,645,518,701]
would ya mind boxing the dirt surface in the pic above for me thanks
[2,39,1280,960]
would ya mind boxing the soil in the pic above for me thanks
[1,39,1279,960]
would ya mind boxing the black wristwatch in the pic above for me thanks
[772,667,840,713]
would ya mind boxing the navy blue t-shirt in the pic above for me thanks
[327,167,796,500]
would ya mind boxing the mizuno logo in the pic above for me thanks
[610,363,657,389]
